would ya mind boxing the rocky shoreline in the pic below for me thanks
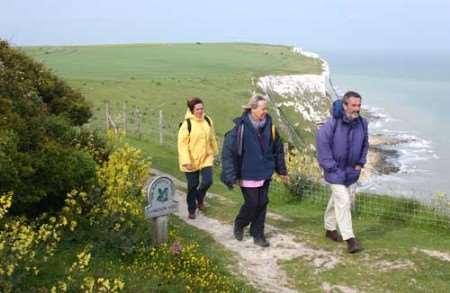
[360,112,414,181]
[361,135,401,181]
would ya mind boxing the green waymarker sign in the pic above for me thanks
[145,176,178,218]
[157,187,169,202]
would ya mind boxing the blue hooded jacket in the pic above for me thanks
[220,113,287,187]
[316,114,369,186]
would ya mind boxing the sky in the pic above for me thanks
[1,0,450,51]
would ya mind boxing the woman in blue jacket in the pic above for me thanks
[221,95,288,247]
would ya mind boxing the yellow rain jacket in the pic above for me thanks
[177,109,219,172]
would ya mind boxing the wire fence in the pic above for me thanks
[268,178,450,230]
[100,99,450,230]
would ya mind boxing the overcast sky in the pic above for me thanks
[2,0,450,50]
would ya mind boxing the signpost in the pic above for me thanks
[145,176,178,245]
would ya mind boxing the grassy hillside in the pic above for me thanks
[24,43,322,80]
[24,43,322,136]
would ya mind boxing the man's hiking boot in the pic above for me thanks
[233,224,244,241]
[325,230,343,242]
[346,238,362,253]
[188,213,196,220]
[197,201,205,211]
[254,236,270,247]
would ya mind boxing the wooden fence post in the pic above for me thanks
[105,100,110,131]
[123,101,128,135]
[135,106,141,139]
[152,216,168,245]
[159,110,163,145]
[104,100,119,134]
[284,142,289,159]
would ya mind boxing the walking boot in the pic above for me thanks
[197,200,205,211]
[325,230,343,242]
[233,224,244,241]
[346,238,362,253]
[253,236,270,247]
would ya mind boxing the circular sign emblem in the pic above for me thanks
[145,176,177,218]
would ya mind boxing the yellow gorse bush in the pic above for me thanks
[0,138,150,291]
[50,245,125,293]
[0,191,80,292]
[0,192,12,219]
[0,182,134,292]
[97,143,149,199]
[286,148,322,181]
[88,143,151,253]
[274,148,322,200]
[80,277,125,293]
[1,135,245,292]
[129,240,241,292]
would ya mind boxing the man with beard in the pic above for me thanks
[316,91,369,253]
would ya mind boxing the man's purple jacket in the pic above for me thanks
[316,114,369,187]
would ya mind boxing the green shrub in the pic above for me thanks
[0,40,95,216]
[72,128,112,164]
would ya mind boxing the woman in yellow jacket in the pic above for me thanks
[178,97,218,219]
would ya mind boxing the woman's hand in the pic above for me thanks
[280,175,290,183]
[183,163,193,171]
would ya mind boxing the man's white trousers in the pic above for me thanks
[324,184,356,240]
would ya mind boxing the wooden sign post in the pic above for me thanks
[145,176,178,245]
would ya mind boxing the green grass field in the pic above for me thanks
[23,43,450,292]
[24,43,322,136]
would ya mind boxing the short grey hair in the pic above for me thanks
[343,91,362,105]
[242,95,268,111]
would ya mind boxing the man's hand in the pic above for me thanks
[183,164,193,171]
[354,164,362,171]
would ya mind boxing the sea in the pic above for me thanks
[318,50,450,202]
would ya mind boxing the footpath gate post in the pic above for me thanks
[159,110,163,145]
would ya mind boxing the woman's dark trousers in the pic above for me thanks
[185,167,213,214]
[234,180,270,239]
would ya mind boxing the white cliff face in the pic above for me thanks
[257,47,332,125]
[258,74,327,98]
